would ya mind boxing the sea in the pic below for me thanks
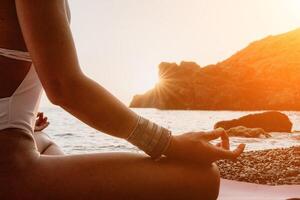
[40,106,300,155]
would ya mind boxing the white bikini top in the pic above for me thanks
[0,48,43,134]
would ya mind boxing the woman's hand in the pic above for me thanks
[34,112,50,132]
[164,128,245,164]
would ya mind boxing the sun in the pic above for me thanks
[135,68,159,94]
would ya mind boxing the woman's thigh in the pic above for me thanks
[18,153,220,200]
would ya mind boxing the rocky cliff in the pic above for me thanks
[130,28,300,110]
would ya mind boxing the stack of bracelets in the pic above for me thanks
[127,116,173,160]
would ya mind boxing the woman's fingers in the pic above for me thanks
[221,132,230,150]
[41,122,50,129]
[204,128,230,150]
[37,112,43,119]
[202,128,226,141]
[36,112,44,125]
[36,113,48,124]
[35,121,50,132]
[34,112,50,132]
[36,117,42,126]
[214,143,245,160]
[215,139,230,150]
[43,117,48,123]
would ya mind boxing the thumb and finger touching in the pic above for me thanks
[202,128,231,150]
[35,112,50,132]
[215,143,246,160]
[202,128,227,141]
[203,128,245,160]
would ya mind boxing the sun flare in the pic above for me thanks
[135,69,159,94]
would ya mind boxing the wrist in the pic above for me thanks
[125,115,140,139]
[163,135,177,158]
[126,116,172,160]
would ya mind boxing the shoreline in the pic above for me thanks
[216,146,300,185]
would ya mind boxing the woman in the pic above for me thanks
[0,1,245,199]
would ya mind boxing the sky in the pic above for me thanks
[41,0,300,106]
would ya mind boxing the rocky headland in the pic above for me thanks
[130,28,300,110]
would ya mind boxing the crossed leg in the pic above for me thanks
[19,153,220,200]
[1,132,220,200]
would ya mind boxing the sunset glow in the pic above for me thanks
[288,0,300,18]
[40,0,300,106]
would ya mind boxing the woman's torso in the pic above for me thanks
[0,0,70,98]
[0,1,31,98]
[0,1,70,153]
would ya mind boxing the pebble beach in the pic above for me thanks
[217,146,300,185]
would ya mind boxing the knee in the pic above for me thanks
[207,163,220,200]
[190,163,220,200]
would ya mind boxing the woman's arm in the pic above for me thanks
[15,0,138,139]
[15,0,245,163]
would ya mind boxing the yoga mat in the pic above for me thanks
[219,179,300,200]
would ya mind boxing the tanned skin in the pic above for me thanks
[0,1,245,199]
